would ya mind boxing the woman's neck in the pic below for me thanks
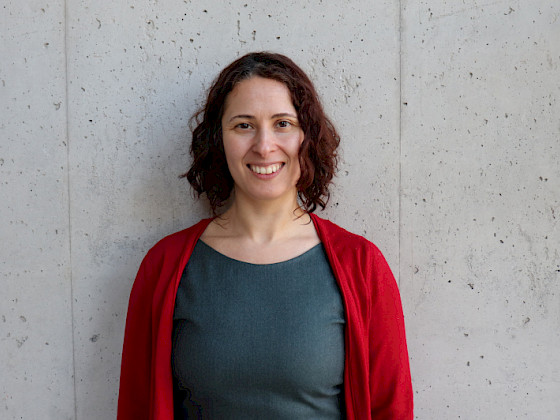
[220,193,309,244]
[202,190,320,264]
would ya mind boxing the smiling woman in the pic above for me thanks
[221,77,304,208]
[185,52,340,215]
[118,52,413,420]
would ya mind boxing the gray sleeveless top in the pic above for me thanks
[172,240,345,419]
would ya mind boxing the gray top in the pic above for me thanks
[172,240,345,419]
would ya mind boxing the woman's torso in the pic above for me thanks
[172,240,346,419]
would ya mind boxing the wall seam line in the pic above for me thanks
[63,0,78,418]
[398,0,403,288]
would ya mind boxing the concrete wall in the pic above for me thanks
[1,0,558,418]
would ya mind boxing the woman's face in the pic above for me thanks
[221,76,304,206]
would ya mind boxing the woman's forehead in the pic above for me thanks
[223,77,296,117]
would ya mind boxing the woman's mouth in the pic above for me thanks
[248,163,284,175]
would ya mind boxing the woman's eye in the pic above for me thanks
[236,123,251,129]
[277,120,292,128]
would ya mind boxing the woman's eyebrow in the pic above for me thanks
[228,114,254,122]
[271,113,298,119]
[227,112,298,122]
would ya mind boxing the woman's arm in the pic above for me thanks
[117,258,154,420]
[368,247,414,419]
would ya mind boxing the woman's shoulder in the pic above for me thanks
[130,218,213,295]
[310,213,381,255]
[142,218,213,263]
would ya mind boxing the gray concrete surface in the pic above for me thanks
[1,0,558,418]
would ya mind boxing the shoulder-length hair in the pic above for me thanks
[183,51,340,214]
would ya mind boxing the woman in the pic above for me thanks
[118,52,413,419]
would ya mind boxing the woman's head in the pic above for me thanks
[185,52,340,214]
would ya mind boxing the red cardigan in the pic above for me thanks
[118,214,413,419]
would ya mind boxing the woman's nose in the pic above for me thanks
[252,127,276,156]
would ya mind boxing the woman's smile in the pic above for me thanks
[248,162,284,175]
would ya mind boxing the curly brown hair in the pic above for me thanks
[183,52,340,214]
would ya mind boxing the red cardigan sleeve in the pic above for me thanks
[117,220,211,420]
[368,245,413,419]
[310,214,413,419]
[117,254,157,420]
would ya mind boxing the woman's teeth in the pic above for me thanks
[250,163,282,174]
